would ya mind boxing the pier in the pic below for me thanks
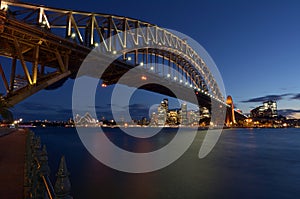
[0,128,27,198]
[0,128,72,199]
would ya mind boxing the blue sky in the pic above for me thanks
[4,0,300,120]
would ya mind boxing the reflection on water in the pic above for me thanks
[34,127,300,199]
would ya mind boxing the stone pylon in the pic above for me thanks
[54,156,73,199]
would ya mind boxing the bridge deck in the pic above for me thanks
[0,128,27,199]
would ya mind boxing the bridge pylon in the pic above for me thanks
[225,95,236,126]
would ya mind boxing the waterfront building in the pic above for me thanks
[188,110,200,125]
[251,100,278,118]
[181,103,188,125]
[151,98,203,126]
[150,112,157,126]
[74,112,97,126]
[167,110,180,125]
[157,105,167,126]
[200,107,210,118]
[161,99,169,113]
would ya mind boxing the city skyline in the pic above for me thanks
[3,0,300,120]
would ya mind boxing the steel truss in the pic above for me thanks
[0,0,224,105]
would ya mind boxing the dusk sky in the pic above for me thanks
[5,0,300,120]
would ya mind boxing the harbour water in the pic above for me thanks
[33,127,300,199]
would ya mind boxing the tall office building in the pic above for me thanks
[157,105,167,126]
[181,103,188,125]
[251,100,278,118]
[161,98,169,112]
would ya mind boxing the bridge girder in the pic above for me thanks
[0,0,225,106]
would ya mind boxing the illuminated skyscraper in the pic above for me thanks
[161,98,169,112]
[157,105,167,126]
[181,103,188,125]
[251,100,278,118]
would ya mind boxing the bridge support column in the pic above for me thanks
[0,63,9,92]
[0,1,7,34]
[225,95,236,126]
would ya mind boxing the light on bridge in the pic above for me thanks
[174,77,177,80]
[112,50,117,55]
[141,75,147,80]
[140,62,144,66]
[167,74,171,78]
[150,66,154,71]
[127,56,132,61]
[101,83,107,88]
[94,42,99,47]
[189,84,193,88]
[180,79,183,83]
[71,32,76,39]
[1,4,8,11]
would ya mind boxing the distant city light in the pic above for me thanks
[101,83,107,87]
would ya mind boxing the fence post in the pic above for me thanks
[54,156,73,199]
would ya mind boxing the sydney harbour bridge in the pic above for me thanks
[0,0,245,124]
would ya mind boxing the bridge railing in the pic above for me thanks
[24,130,73,199]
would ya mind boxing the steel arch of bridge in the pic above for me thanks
[0,0,224,105]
